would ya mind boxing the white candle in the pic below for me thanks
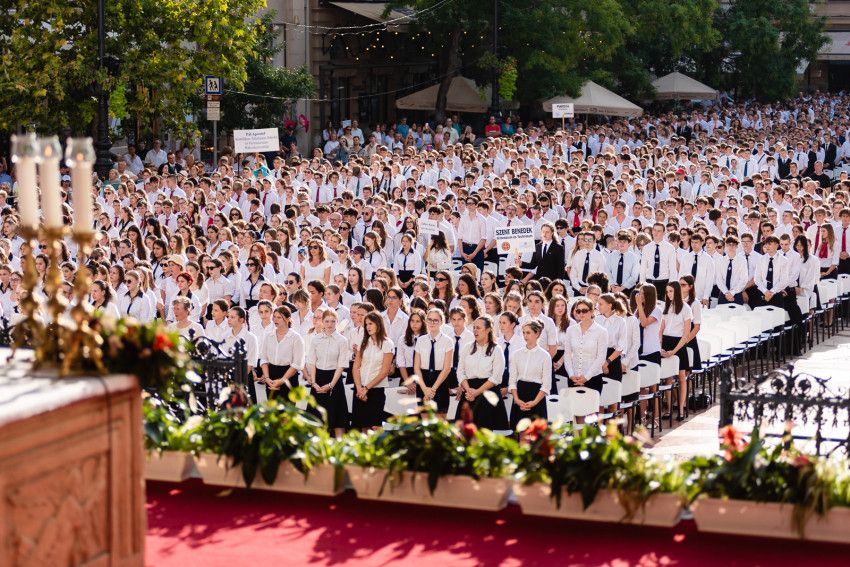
[39,136,63,228]
[11,134,40,229]
[66,138,95,232]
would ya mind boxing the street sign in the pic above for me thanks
[204,76,222,95]
[207,104,221,122]
[551,103,575,119]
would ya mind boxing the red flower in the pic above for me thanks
[153,332,174,352]
[520,418,549,444]
[792,454,812,468]
[462,422,477,440]
[459,402,474,425]
[719,425,747,461]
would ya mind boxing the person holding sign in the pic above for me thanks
[525,222,565,281]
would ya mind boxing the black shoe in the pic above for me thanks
[676,412,685,422]
[661,413,672,420]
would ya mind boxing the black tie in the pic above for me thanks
[582,251,591,283]
[452,336,461,370]
[639,323,645,355]
[767,257,774,291]
[653,244,661,278]
[726,260,733,290]
[691,253,699,277]
[616,253,624,286]
[543,243,548,257]
[428,339,436,372]
[403,253,407,271]
[501,343,510,388]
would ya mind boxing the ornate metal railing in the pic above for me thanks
[719,364,850,456]
[187,332,248,412]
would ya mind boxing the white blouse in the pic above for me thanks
[563,321,608,379]
[661,303,693,337]
[396,335,421,369]
[598,314,628,354]
[358,338,394,388]
[414,332,454,371]
[508,345,552,392]
[222,327,259,368]
[119,292,153,323]
[519,313,559,349]
[204,318,230,343]
[457,341,505,386]
[306,331,349,371]
[303,259,331,283]
[260,329,305,369]
[624,315,642,370]
[639,306,663,356]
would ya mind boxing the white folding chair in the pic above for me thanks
[563,387,601,422]
[384,388,417,417]
[546,394,574,425]
[599,379,622,419]
[344,384,354,413]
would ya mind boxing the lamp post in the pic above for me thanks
[94,0,112,180]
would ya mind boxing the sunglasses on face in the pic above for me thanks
[574,308,591,314]
[436,277,448,282]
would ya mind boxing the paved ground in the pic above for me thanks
[647,328,850,460]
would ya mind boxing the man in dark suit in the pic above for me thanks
[824,134,838,170]
[524,222,565,281]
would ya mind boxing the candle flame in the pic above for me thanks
[44,146,52,158]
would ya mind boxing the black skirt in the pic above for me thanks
[639,351,662,365]
[311,368,350,430]
[245,299,259,310]
[418,369,450,413]
[465,378,509,431]
[350,387,386,429]
[267,363,293,401]
[662,335,690,371]
[510,381,547,430]
[605,347,623,382]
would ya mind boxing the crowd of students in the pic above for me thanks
[3,91,850,433]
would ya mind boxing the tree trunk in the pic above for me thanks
[434,29,461,125]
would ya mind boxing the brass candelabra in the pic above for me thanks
[62,231,105,375]
[9,227,45,364]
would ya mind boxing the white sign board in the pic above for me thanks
[495,225,535,254]
[552,103,575,119]
[204,76,222,95]
[418,218,439,237]
[234,128,280,154]
[207,100,221,121]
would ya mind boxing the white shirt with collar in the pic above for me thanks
[563,321,608,379]
[457,341,505,386]
[755,252,790,294]
[715,253,748,295]
[260,328,304,369]
[640,240,678,281]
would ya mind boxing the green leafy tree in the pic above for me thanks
[219,12,316,132]
[719,0,828,101]
[607,0,721,100]
[0,0,266,136]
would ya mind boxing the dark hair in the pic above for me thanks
[663,280,684,315]
[365,288,385,311]
[404,308,426,347]
[678,274,697,305]
[469,316,496,357]
[360,311,388,352]
[794,234,810,262]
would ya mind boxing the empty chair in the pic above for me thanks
[599,379,622,419]
[564,387,601,421]
[384,388,417,417]
[546,394,574,424]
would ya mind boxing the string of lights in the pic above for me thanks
[277,0,458,33]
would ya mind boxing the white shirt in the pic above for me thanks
[563,322,608,379]
[204,318,230,343]
[169,321,205,340]
[597,314,628,354]
[382,309,409,350]
[457,341,505,386]
[624,315,642,370]
[661,303,693,337]
[118,292,153,323]
[678,250,715,301]
[519,313,559,349]
[715,254,748,295]
[457,213,487,244]
[508,344,552,392]
[415,332,454,371]
[306,331,349,371]
[223,326,259,368]
[568,249,607,289]
[755,252,791,293]
[641,240,678,281]
[639,306,663,356]
[260,328,305,369]
[204,275,234,303]
[358,338,394,388]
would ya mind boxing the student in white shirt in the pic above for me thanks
[304,310,350,436]
[223,306,260,402]
[351,312,394,429]
[496,311,524,397]
[660,281,693,422]
[716,236,748,305]
[397,309,426,389]
[508,320,552,428]
[413,308,454,413]
[260,305,304,402]
[456,316,509,430]
[597,294,627,385]
[204,299,231,343]
[564,297,609,394]
[119,269,153,323]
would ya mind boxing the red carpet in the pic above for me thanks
[146,479,848,566]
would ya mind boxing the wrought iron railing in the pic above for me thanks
[719,364,850,457]
[187,331,248,412]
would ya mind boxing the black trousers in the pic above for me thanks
[648,279,669,300]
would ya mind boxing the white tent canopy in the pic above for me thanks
[542,81,642,117]
[395,76,489,114]
[652,72,718,100]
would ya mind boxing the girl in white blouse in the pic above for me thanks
[632,284,662,365]
[597,294,627,384]
[678,275,703,372]
[564,297,609,394]
[204,299,230,343]
[351,312,394,429]
[456,316,509,430]
[261,305,305,401]
[509,320,552,429]
[547,295,571,394]
[660,281,693,422]
[795,235,819,313]
[413,308,454,413]
[120,270,153,323]
[496,311,524,398]
[397,309,426,390]
[305,310,350,436]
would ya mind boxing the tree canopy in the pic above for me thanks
[0,0,267,136]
